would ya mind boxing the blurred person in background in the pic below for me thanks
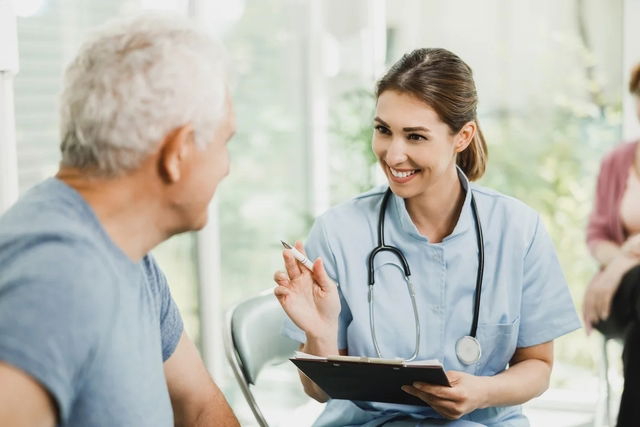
[583,63,640,427]
[0,14,239,427]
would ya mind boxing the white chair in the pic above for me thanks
[596,335,623,427]
[224,290,306,427]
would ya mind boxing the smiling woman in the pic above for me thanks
[371,48,486,243]
[376,48,487,183]
[274,47,581,427]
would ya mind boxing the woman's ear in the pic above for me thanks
[455,121,477,153]
[158,124,194,183]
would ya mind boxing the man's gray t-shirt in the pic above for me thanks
[0,178,184,426]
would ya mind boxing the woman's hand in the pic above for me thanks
[401,371,488,420]
[621,233,640,258]
[582,254,639,333]
[273,241,341,340]
[403,344,552,418]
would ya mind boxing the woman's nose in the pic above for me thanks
[385,137,408,165]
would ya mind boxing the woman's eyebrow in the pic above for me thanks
[374,117,431,133]
[373,117,389,126]
[403,126,431,133]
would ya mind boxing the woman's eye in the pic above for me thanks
[407,133,427,141]
[374,125,390,134]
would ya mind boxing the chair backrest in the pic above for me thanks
[224,290,300,426]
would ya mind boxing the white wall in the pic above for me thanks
[0,0,19,213]
[386,0,623,118]
[623,0,640,140]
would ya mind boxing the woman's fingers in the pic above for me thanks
[273,285,291,298]
[312,258,328,288]
[294,240,306,255]
[292,241,315,271]
[413,382,458,402]
[401,386,453,418]
[282,249,302,279]
[273,270,290,287]
[598,289,613,321]
[593,291,605,323]
[401,385,431,403]
[591,272,612,322]
[582,284,599,335]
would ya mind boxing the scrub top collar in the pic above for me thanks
[391,166,474,243]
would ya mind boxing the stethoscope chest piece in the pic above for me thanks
[456,335,481,365]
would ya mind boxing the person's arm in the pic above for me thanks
[586,152,618,261]
[483,341,552,406]
[164,332,239,427]
[295,344,347,402]
[274,241,342,403]
[402,341,553,420]
[583,251,640,331]
[591,239,624,267]
[0,362,56,427]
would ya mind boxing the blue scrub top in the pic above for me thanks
[283,170,581,427]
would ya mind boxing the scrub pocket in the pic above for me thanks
[474,318,520,376]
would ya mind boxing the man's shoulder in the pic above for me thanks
[0,218,108,280]
[0,182,117,304]
[0,232,115,303]
[0,178,99,243]
[140,254,169,295]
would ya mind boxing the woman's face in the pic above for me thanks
[372,90,471,200]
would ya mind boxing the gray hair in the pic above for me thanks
[59,13,228,176]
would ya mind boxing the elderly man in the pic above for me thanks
[0,14,239,427]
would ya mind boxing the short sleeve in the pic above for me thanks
[517,216,582,347]
[143,255,184,361]
[281,216,353,350]
[0,240,111,424]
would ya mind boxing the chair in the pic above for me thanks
[596,335,623,427]
[224,289,301,427]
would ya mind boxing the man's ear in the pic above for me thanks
[455,121,476,153]
[159,124,194,183]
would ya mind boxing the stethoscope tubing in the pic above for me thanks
[469,195,484,338]
[367,187,484,361]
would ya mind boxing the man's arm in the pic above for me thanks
[164,332,239,427]
[0,361,56,427]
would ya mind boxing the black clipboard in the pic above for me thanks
[290,356,450,406]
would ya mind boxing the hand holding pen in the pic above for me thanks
[280,240,314,270]
[273,240,341,338]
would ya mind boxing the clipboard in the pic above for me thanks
[290,353,450,406]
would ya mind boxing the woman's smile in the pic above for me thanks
[388,165,421,183]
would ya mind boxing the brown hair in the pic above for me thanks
[630,63,640,96]
[376,48,487,181]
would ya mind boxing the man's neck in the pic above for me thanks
[56,167,169,262]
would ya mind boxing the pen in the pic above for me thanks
[280,240,314,271]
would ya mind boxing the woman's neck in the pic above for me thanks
[404,169,465,243]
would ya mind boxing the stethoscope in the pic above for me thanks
[366,187,485,364]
